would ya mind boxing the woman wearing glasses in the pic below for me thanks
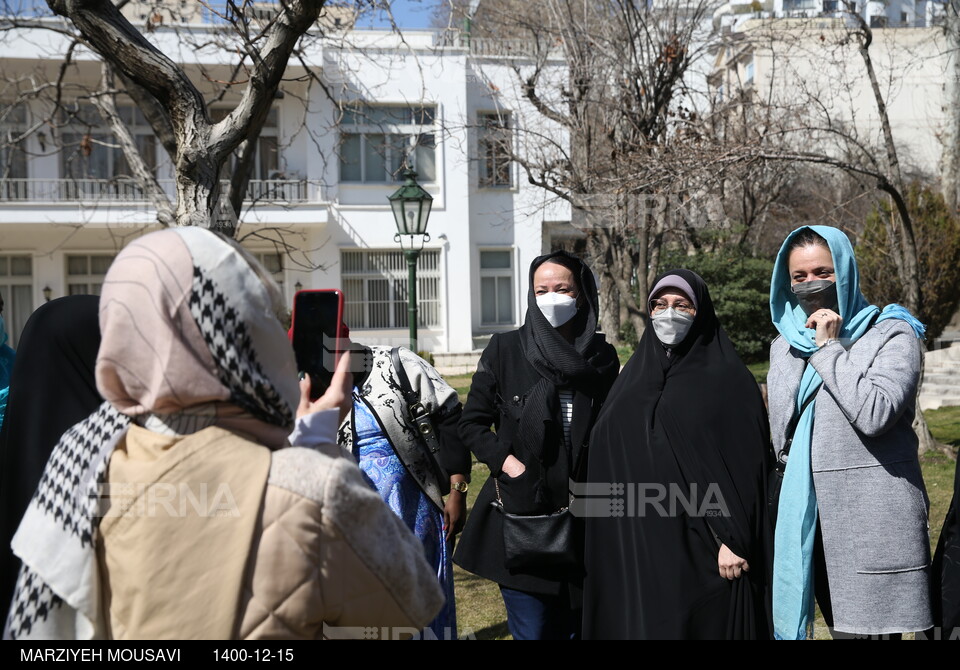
[583,270,773,639]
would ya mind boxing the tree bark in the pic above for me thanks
[47,0,326,230]
[942,0,960,212]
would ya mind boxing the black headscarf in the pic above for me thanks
[582,270,772,639]
[517,251,620,503]
[0,296,102,611]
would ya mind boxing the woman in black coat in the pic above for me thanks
[453,251,619,640]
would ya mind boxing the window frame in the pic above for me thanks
[65,253,117,297]
[58,103,159,182]
[0,103,28,183]
[0,253,33,348]
[338,103,438,185]
[478,248,516,327]
[341,248,442,330]
[477,111,514,189]
[251,249,285,292]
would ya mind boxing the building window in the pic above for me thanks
[341,249,441,329]
[744,61,755,85]
[0,254,33,348]
[60,104,157,181]
[252,250,285,292]
[66,254,115,296]
[478,112,512,188]
[339,104,437,184]
[1,104,28,200]
[479,250,514,326]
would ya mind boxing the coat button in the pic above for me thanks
[512,395,519,402]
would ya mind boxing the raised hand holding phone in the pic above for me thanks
[298,350,353,424]
[291,289,344,400]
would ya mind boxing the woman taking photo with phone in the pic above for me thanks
[5,227,443,640]
[768,225,931,640]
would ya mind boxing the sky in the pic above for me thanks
[0,1,449,29]
[354,0,447,30]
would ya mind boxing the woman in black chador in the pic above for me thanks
[582,270,772,640]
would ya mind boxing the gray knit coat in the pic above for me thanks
[768,318,932,635]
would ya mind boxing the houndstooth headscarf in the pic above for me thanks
[5,227,299,639]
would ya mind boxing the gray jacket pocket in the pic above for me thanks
[851,463,930,575]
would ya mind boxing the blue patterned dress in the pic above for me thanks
[353,397,456,639]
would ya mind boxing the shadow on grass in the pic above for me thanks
[469,621,510,640]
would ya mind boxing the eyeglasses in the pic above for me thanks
[650,300,695,316]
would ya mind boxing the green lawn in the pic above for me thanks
[926,406,960,449]
[447,373,959,640]
[748,361,770,384]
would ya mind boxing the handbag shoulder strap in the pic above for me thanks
[391,347,419,406]
[780,374,822,462]
[390,347,443,459]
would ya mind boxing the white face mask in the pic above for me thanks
[650,308,695,346]
[536,292,579,328]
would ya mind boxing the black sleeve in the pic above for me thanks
[457,335,512,477]
[435,403,471,480]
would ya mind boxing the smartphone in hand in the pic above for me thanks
[291,289,345,400]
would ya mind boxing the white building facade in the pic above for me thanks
[0,18,571,360]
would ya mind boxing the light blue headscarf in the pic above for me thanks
[0,314,15,432]
[769,225,925,640]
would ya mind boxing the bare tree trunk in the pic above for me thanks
[850,3,922,313]
[92,63,175,227]
[47,0,327,233]
[592,234,622,343]
[841,1,933,452]
[914,352,938,456]
[942,0,960,212]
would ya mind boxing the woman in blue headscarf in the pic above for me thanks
[0,294,16,432]
[768,225,931,640]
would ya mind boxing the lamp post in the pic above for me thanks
[388,169,433,351]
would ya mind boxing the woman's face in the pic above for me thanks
[650,289,696,318]
[788,244,835,285]
[533,262,580,302]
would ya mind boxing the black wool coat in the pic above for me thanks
[452,329,618,596]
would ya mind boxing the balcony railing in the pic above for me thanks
[0,178,326,204]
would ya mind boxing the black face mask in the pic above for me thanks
[791,279,839,316]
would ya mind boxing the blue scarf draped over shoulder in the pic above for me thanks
[769,225,924,640]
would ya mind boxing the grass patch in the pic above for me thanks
[926,406,960,449]
[615,345,634,367]
[747,361,770,384]
[447,374,473,403]
[453,460,509,639]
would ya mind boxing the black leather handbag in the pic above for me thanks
[492,478,577,570]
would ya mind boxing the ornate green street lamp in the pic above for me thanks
[387,169,433,351]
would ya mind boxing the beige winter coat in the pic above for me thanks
[97,413,445,640]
